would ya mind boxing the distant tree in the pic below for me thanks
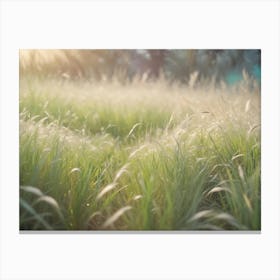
[164,50,197,83]
[20,49,260,85]
[147,50,168,79]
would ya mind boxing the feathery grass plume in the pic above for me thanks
[102,206,132,229]
[245,99,251,113]
[243,194,253,212]
[248,124,261,135]
[128,144,149,159]
[165,113,175,131]
[133,195,143,201]
[114,163,130,182]
[126,122,142,139]
[20,186,64,229]
[96,183,118,201]
[86,211,105,229]
[35,195,60,211]
[231,154,244,161]
[206,186,232,197]
[20,186,44,196]
[20,198,53,230]
[188,210,214,222]
[70,167,81,174]
[34,195,64,221]
[211,212,240,228]
[238,165,245,181]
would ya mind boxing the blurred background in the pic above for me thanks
[20,49,261,86]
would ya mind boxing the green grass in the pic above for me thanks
[20,75,261,230]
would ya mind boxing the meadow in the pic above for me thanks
[19,72,261,230]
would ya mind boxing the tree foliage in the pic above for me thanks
[20,49,261,85]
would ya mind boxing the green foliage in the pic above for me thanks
[20,76,261,230]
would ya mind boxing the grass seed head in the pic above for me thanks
[96,183,118,200]
[102,206,132,229]
[20,186,44,197]
[114,163,130,182]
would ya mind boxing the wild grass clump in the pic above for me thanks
[19,74,260,230]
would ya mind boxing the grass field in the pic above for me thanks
[19,74,261,230]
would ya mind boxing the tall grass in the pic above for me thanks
[20,74,260,230]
